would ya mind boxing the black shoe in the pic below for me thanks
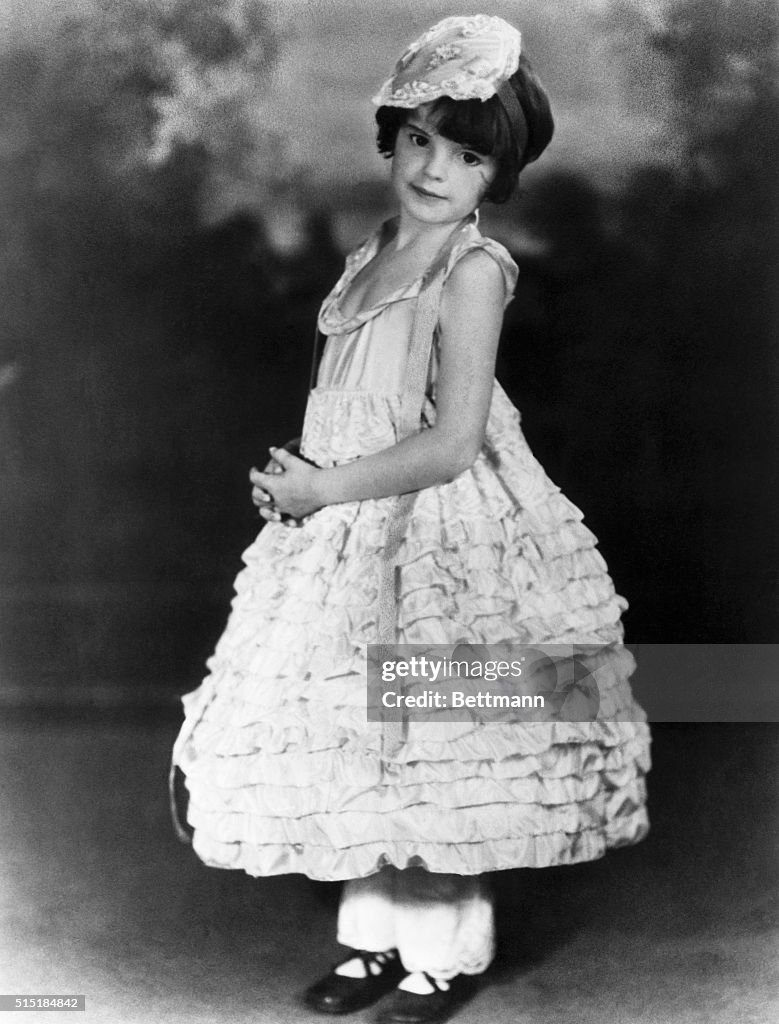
[375,972,476,1024]
[304,949,406,1014]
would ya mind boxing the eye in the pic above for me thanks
[461,151,483,166]
[408,131,429,147]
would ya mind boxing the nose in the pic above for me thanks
[422,142,448,181]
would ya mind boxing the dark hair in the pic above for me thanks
[375,53,554,204]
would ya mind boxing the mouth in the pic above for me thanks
[411,184,446,200]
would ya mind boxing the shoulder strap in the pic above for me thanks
[394,272,445,439]
[395,225,468,437]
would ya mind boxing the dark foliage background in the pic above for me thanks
[0,0,776,698]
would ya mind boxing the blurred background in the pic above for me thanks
[0,0,777,706]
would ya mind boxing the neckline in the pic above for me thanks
[332,213,479,325]
[333,220,419,323]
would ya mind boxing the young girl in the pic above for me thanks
[171,15,651,1024]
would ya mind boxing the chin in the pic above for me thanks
[405,195,456,220]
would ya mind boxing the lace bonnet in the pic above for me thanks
[372,14,528,158]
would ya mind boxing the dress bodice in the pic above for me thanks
[301,219,519,468]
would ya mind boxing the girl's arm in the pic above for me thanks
[321,250,505,501]
[252,250,506,516]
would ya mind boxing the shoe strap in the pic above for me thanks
[421,971,451,992]
[338,948,398,976]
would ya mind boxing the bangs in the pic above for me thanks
[427,96,511,158]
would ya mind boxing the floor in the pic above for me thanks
[0,718,776,1024]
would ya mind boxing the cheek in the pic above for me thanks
[391,140,414,174]
[481,162,498,189]
[389,151,405,182]
[474,164,498,199]
[463,169,492,202]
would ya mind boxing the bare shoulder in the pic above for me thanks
[446,247,505,290]
[440,247,507,326]
[444,248,503,307]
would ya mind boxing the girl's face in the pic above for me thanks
[391,103,497,228]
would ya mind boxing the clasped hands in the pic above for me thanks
[250,444,323,526]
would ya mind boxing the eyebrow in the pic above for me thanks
[406,120,437,136]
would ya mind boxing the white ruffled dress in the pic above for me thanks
[172,219,651,881]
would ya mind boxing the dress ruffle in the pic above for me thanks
[173,224,651,881]
[174,381,651,881]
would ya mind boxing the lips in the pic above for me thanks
[411,184,446,200]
